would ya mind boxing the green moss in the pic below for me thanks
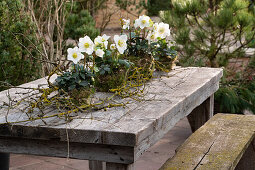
[95,70,127,92]
[69,87,94,105]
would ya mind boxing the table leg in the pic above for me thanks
[89,161,134,170]
[106,162,134,170]
[89,160,106,170]
[187,94,214,132]
[0,152,10,170]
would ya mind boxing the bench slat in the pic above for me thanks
[160,113,255,170]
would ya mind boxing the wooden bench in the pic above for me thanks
[160,113,255,170]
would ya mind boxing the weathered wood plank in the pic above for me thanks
[160,113,255,170]
[0,137,134,164]
[0,67,223,163]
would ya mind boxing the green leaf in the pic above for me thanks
[80,73,86,79]
[104,67,111,72]
[80,80,89,87]
[68,84,76,91]
[100,69,105,75]
[118,59,131,68]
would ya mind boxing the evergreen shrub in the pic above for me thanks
[0,0,40,91]
[162,0,255,114]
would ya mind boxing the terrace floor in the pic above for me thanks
[10,117,192,170]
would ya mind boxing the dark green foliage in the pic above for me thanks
[116,0,146,14]
[64,2,99,41]
[215,82,255,114]
[55,64,94,92]
[162,0,255,114]
[163,0,255,67]
[0,0,40,91]
[147,0,172,16]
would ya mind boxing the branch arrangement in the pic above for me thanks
[1,15,177,125]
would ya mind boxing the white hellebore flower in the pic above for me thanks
[110,44,116,50]
[94,34,110,49]
[135,15,151,29]
[94,36,103,47]
[78,36,94,55]
[67,47,84,64]
[95,49,105,58]
[114,34,128,54]
[134,19,140,28]
[101,34,110,48]
[156,22,170,39]
[153,23,159,32]
[122,19,130,30]
[146,31,158,43]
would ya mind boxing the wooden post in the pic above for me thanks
[106,162,134,170]
[89,161,106,170]
[89,161,134,170]
[0,152,10,170]
[187,94,214,132]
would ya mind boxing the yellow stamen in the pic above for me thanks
[159,28,165,34]
[141,20,146,25]
[118,40,124,47]
[72,53,78,59]
[84,43,90,48]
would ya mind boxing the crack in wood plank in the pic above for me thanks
[193,141,215,170]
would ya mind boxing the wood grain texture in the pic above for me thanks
[0,67,223,163]
[160,113,255,170]
[89,160,106,170]
[0,137,134,164]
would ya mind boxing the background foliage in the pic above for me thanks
[0,0,40,91]
[162,0,255,114]
[64,3,99,41]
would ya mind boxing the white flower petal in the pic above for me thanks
[95,49,105,58]
[78,36,94,55]
[67,47,84,64]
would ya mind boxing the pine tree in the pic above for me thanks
[64,2,99,41]
[163,0,255,67]
[162,0,255,114]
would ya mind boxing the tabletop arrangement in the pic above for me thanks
[0,15,177,125]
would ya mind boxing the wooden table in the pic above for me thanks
[0,67,222,170]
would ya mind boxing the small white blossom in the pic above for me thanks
[122,19,130,30]
[146,31,158,43]
[78,36,94,55]
[135,15,151,29]
[134,19,140,28]
[114,34,128,54]
[102,34,110,48]
[110,44,116,50]
[94,34,110,49]
[153,23,159,32]
[67,47,84,64]
[95,49,105,58]
[94,36,103,46]
[155,22,170,39]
